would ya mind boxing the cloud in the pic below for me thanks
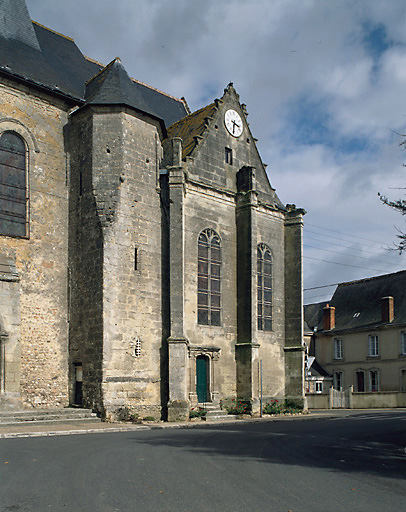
[26,0,406,293]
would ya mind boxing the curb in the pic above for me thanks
[0,412,344,439]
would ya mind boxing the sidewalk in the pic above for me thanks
[1,409,390,439]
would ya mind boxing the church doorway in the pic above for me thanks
[196,355,209,403]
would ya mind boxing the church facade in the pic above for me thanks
[0,0,305,420]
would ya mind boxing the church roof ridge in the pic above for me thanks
[85,57,121,86]
[130,77,186,106]
[337,269,406,289]
[84,55,185,109]
[84,55,105,68]
[32,20,74,42]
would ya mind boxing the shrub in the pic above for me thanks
[263,399,303,415]
[189,408,207,419]
[226,399,249,415]
[263,400,283,415]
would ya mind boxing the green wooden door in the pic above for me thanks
[196,356,208,403]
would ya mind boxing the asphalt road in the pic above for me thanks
[1,411,405,512]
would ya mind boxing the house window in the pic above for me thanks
[401,369,406,392]
[356,370,365,392]
[334,338,343,359]
[197,229,221,326]
[333,371,343,391]
[257,243,272,331]
[401,332,406,355]
[315,381,323,393]
[368,370,379,392]
[368,335,379,357]
[0,131,28,237]
[225,147,232,164]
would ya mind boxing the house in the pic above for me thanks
[305,271,406,408]
[0,0,305,421]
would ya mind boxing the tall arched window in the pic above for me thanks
[257,243,272,331]
[0,132,27,237]
[198,229,221,326]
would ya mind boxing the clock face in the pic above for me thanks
[224,109,243,137]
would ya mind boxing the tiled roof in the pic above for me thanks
[167,103,217,158]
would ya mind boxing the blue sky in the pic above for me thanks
[26,0,406,303]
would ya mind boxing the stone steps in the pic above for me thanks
[0,408,100,426]
[198,403,231,421]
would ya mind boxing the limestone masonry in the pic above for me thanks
[0,0,305,421]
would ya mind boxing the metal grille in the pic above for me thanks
[0,132,27,237]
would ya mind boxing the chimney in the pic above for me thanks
[381,296,394,323]
[323,304,335,330]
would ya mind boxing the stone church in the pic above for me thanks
[0,0,305,420]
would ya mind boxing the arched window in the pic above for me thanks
[198,229,221,326]
[0,132,27,237]
[257,243,272,331]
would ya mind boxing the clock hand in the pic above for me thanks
[231,119,240,133]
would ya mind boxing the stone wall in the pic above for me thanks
[0,79,70,407]
[69,105,165,419]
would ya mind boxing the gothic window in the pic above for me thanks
[257,243,272,331]
[198,229,221,326]
[0,132,27,237]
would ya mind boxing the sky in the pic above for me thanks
[26,0,406,304]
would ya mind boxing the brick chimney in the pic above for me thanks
[323,304,335,330]
[381,296,394,323]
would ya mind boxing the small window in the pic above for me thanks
[134,338,141,357]
[368,335,379,357]
[225,147,232,164]
[134,248,138,271]
[315,381,323,393]
[401,332,406,355]
[79,171,83,196]
[0,131,28,237]
[334,338,343,359]
[368,370,379,392]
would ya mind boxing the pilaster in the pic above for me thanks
[284,205,306,407]
[235,166,260,413]
[167,137,189,421]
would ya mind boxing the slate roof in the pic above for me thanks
[0,20,101,100]
[305,270,406,332]
[167,103,218,158]
[304,301,328,331]
[306,357,331,377]
[0,0,188,126]
[84,58,186,127]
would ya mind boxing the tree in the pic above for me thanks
[378,136,406,254]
